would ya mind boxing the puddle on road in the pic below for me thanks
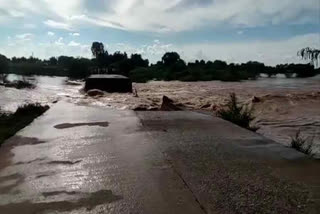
[35,171,56,179]
[54,122,109,129]
[0,189,122,213]
[5,136,47,146]
[46,160,82,165]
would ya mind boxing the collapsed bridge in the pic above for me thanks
[85,74,132,93]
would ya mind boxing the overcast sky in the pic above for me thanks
[0,0,319,65]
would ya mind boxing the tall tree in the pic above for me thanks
[162,52,180,66]
[0,54,9,83]
[298,47,320,67]
[49,57,58,65]
[130,54,149,67]
[91,42,109,73]
[91,42,105,57]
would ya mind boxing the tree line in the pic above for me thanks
[0,42,319,82]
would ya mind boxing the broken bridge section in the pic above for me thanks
[85,74,133,93]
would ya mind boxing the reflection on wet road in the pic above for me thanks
[54,122,109,129]
[0,102,204,213]
[0,101,319,213]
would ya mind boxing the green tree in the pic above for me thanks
[57,56,74,67]
[212,60,227,70]
[162,52,180,66]
[91,42,105,57]
[67,58,92,79]
[298,47,320,67]
[130,54,149,67]
[110,51,127,63]
[91,42,109,73]
[0,54,9,83]
[49,57,58,65]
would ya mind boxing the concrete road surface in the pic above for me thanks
[0,101,319,214]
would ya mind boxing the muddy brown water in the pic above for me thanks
[1,74,319,156]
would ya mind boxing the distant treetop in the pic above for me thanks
[298,47,320,67]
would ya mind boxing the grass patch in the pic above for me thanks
[0,103,49,145]
[291,130,314,156]
[217,93,256,131]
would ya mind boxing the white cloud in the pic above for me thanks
[99,33,320,65]
[0,34,320,65]
[146,43,173,56]
[83,0,319,32]
[103,40,174,62]
[0,0,318,32]
[15,33,33,40]
[8,10,25,18]
[1,31,318,67]
[47,31,55,36]
[68,41,80,47]
[5,33,33,47]
[23,23,36,29]
[69,32,80,36]
[175,33,320,66]
[237,31,244,35]
[44,19,72,31]
[0,38,91,59]
[54,37,64,46]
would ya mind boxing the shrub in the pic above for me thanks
[14,103,49,116]
[291,130,314,155]
[3,80,35,89]
[217,93,256,131]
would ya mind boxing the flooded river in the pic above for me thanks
[1,74,319,154]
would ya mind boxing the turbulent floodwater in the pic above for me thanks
[0,75,82,112]
[1,74,319,154]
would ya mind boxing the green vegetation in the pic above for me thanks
[0,70,36,89]
[0,74,35,89]
[0,103,49,145]
[298,47,320,67]
[0,54,9,83]
[0,43,319,81]
[8,56,92,78]
[1,79,35,89]
[9,63,65,76]
[217,93,256,131]
[291,130,314,156]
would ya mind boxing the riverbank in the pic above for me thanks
[0,103,49,145]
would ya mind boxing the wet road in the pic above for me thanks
[0,102,319,213]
